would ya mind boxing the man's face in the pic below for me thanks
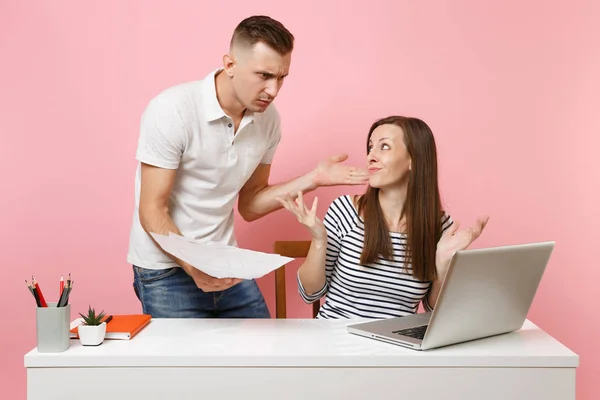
[228,42,291,113]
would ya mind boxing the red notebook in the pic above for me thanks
[70,314,151,340]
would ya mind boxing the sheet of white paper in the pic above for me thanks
[149,232,294,279]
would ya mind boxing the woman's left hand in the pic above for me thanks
[436,216,489,274]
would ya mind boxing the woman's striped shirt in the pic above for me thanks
[297,195,453,319]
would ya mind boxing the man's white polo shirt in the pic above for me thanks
[127,69,281,270]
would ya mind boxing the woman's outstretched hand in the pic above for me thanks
[436,216,490,274]
[276,191,327,243]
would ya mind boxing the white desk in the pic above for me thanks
[24,318,578,400]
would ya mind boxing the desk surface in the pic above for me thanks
[24,318,578,368]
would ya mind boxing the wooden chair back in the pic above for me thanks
[273,240,320,318]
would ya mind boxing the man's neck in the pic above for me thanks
[214,70,246,123]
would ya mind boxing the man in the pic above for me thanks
[127,15,368,318]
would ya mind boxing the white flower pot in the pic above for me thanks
[78,322,106,346]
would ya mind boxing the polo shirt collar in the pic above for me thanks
[202,68,255,123]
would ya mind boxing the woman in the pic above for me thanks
[276,116,489,319]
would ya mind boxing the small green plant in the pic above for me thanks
[79,305,106,326]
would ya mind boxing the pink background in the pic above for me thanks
[1,1,598,398]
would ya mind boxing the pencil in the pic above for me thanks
[57,286,67,307]
[25,280,39,306]
[31,282,42,307]
[32,276,48,307]
[25,280,34,296]
[65,281,73,305]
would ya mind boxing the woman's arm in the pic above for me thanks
[427,215,489,309]
[426,257,450,309]
[297,238,330,295]
[277,192,344,302]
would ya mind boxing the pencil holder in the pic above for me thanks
[36,302,70,353]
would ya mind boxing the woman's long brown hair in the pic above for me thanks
[357,116,443,282]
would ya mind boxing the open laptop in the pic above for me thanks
[346,241,554,350]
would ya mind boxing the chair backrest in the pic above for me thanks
[273,240,320,319]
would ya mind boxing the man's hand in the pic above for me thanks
[311,154,369,188]
[179,261,242,292]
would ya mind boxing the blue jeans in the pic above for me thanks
[132,265,271,318]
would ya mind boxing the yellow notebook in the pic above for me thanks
[70,314,151,340]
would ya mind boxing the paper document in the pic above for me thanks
[150,232,294,279]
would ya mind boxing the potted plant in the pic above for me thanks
[77,305,107,346]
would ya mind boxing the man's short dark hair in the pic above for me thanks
[230,15,294,55]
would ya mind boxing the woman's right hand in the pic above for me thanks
[276,191,327,244]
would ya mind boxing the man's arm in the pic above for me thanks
[238,154,368,222]
[238,163,317,222]
[139,163,183,237]
[139,163,240,291]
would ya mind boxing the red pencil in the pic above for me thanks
[60,276,64,298]
[32,276,48,307]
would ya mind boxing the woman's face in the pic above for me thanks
[366,124,411,189]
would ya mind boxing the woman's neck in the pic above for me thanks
[378,185,408,232]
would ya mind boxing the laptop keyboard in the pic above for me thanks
[392,325,428,339]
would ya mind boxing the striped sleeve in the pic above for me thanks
[422,212,454,312]
[297,197,346,303]
[441,212,454,233]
